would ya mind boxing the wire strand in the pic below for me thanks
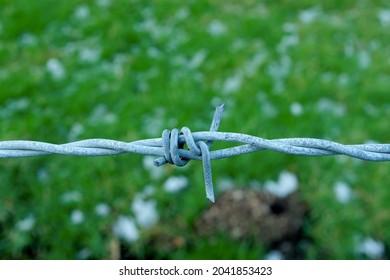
[1,104,390,201]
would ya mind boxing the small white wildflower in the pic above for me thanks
[364,103,379,117]
[316,98,346,117]
[147,47,161,59]
[79,48,101,63]
[96,0,111,7]
[208,20,227,36]
[378,9,390,26]
[163,176,188,193]
[132,195,159,229]
[68,123,84,141]
[265,250,284,260]
[16,214,35,232]
[265,171,298,198]
[74,4,90,19]
[95,203,110,217]
[217,177,235,191]
[299,7,320,23]
[113,216,139,243]
[244,53,266,76]
[46,58,65,80]
[333,181,353,204]
[257,92,279,118]
[175,7,189,20]
[89,104,117,125]
[338,73,349,86]
[277,34,299,53]
[357,50,371,69]
[282,22,297,33]
[37,168,49,183]
[188,50,207,69]
[267,55,291,81]
[222,74,242,94]
[19,33,37,46]
[358,237,385,259]
[142,185,155,196]
[290,102,303,116]
[344,42,354,57]
[70,209,84,225]
[279,171,298,192]
[364,139,379,145]
[6,98,30,113]
[76,248,91,260]
[61,190,82,204]
[142,108,165,137]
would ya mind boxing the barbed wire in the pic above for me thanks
[1,104,390,202]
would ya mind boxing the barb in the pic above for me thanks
[1,104,390,202]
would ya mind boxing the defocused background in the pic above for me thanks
[0,0,390,259]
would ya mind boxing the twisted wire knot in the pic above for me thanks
[153,104,225,202]
[154,127,203,167]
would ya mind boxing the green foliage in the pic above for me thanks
[0,0,389,259]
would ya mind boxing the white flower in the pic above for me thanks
[175,7,189,20]
[290,102,303,116]
[142,108,165,137]
[163,176,188,193]
[16,214,35,232]
[97,0,111,7]
[74,4,90,19]
[79,48,101,63]
[357,50,371,69]
[113,216,139,243]
[217,177,235,191]
[316,98,346,117]
[283,22,297,33]
[70,209,84,225]
[95,203,110,217]
[19,33,37,46]
[208,20,227,36]
[333,181,353,204]
[68,123,84,141]
[299,7,320,23]
[46,58,65,80]
[264,171,298,198]
[358,237,385,259]
[132,195,159,229]
[258,92,278,118]
[147,47,161,59]
[61,190,82,204]
[264,250,284,260]
[76,248,91,260]
[222,74,242,94]
[188,50,207,69]
[244,53,266,77]
[37,168,49,183]
[277,34,299,53]
[378,9,390,26]
[267,55,291,81]
[88,104,117,125]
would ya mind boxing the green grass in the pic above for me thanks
[0,0,389,259]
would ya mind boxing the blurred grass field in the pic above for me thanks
[0,0,390,259]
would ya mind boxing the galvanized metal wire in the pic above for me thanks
[1,104,390,202]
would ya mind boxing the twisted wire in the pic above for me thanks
[1,104,390,202]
